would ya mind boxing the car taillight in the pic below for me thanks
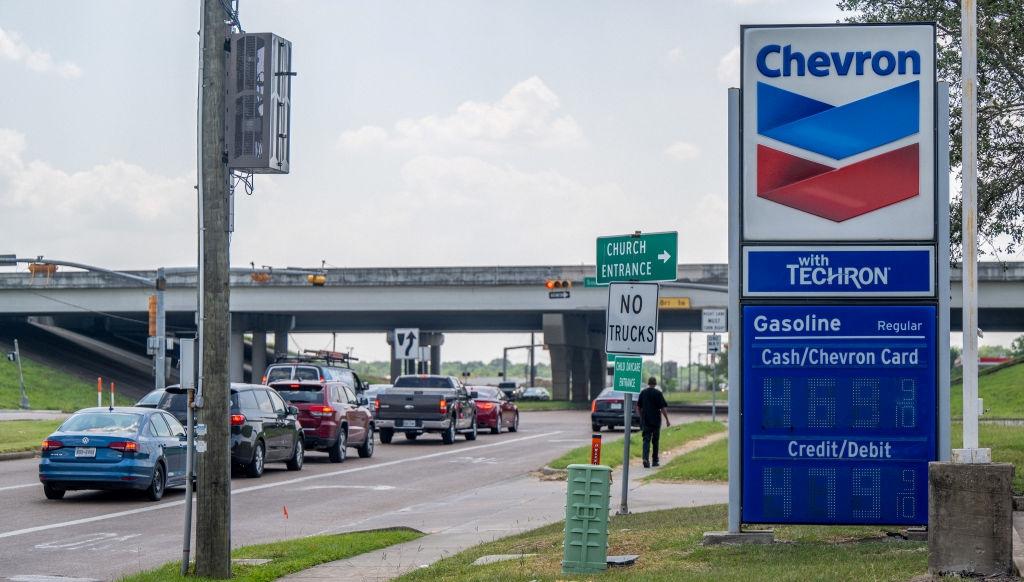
[311,406,335,417]
[439,399,448,414]
[374,399,380,413]
[261,375,267,384]
[109,441,138,453]
[477,402,494,410]
[231,414,246,426]
[591,400,597,413]
[41,440,63,451]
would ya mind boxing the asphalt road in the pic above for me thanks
[0,409,658,581]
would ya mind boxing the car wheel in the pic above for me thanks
[491,414,501,435]
[592,423,602,432]
[358,426,375,458]
[286,438,304,471]
[465,417,478,441]
[441,420,455,445]
[42,483,65,500]
[379,428,394,444]
[509,413,519,433]
[328,431,347,463]
[245,441,266,478]
[404,432,418,441]
[146,462,166,501]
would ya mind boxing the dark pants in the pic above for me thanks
[642,424,661,463]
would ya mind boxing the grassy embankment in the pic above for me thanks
[516,400,590,411]
[0,353,98,412]
[548,421,724,470]
[396,504,928,582]
[118,528,423,582]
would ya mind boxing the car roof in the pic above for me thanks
[73,406,160,414]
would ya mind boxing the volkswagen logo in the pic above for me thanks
[81,437,89,445]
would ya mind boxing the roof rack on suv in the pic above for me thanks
[274,349,359,368]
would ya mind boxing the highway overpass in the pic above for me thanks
[1,262,1022,400]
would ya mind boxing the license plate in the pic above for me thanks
[75,447,96,458]
[401,420,417,428]
[610,403,622,410]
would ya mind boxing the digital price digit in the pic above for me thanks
[807,378,836,429]
[896,379,917,428]
[851,467,881,520]
[762,377,792,428]
[807,467,837,520]
[851,378,880,429]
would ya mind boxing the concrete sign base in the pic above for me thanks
[928,461,1015,576]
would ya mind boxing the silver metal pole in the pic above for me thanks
[181,387,195,576]
[618,392,633,515]
[726,87,742,532]
[14,340,28,409]
[711,352,717,423]
[688,332,692,391]
[960,0,980,451]
[938,82,953,461]
[659,332,665,386]
[155,268,167,391]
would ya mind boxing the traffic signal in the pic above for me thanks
[148,295,158,337]
[545,279,572,289]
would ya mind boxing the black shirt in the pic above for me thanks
[637,386,668,427]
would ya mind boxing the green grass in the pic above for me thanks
[646,437,728,482]
[952,422,1024,493]
[0,354,99,412]
[396,504,927,582]
[0,419,61,453]
[548,421,725,470]
[516,400,590,411]
[118,527,423,582]
[951,360,1024,419]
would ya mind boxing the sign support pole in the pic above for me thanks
[618,392,633,515]
[726,87,742,534]
[711,353,717,423]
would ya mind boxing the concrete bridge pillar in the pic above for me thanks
[251,332,267,383]
[230,315,244,383]
[590,345,607,399]
[544,313,598,401]
[571,348,591,403]
[547,345,571,400]
[274,330,289,361]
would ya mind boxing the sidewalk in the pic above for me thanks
[0,409,69,422]
[280,460,727,581]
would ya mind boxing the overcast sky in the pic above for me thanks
[3,1,1010,361]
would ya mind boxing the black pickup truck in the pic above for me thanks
[375,375,478,444]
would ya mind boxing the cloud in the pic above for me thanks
[665,141,700,161]
[0,129,194,266]
[0,27,82,79]
[667,46,685,63]
[338,77,585,152]
[717,46,740,86]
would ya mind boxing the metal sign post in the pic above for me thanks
[707,335,721,422]
[13,340,28,410]
[177,339,196,576]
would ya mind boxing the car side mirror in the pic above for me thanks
[287,405,299,416]
[469,391,479,399]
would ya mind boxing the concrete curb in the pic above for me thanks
[0,450,37,462]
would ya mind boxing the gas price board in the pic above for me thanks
[741,305,936,525]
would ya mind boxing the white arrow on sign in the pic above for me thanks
[394,328,420,360]
[658,250,671,263]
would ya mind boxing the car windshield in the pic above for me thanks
[158,392,188,415]
[136,390,164,406]
[597,389,619,399]
[276,386,324,404]
[473,387,501,399]
[60,412,142,434]
[394,376,453,388]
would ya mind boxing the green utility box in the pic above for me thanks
[562,463,611,574]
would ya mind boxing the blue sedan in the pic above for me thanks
[39,407,189,501]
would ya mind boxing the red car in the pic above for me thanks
[469,386,519,434]
[271,380,374,462]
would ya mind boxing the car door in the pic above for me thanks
[341,385,367,445]
[498,391,514,427]
[254,389,284,459]
[267,389,297,460]
[159,412,188,483]
[148,413,185,482]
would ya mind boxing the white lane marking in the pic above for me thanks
[0,430,561,540]
[34,532,142,551]
[448,456,497,465]
[0,483,38,493]
[300,485,395,491]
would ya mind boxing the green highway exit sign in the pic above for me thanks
[612,356,643,394]
[596,231,677,284]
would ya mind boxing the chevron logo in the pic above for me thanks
[756,80,920,222]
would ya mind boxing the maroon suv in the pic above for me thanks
[272,381,374,462]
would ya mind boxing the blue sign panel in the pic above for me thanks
[744,246,934,297]
[742,305,936,525]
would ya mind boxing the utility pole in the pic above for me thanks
[195,0,232,577]
[687,332,692,391]
[14,340,28,409]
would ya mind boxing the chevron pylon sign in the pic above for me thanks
[742,24,936,241]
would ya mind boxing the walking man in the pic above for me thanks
[637,377,671,468]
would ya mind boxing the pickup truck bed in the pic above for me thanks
[375,385,477,444]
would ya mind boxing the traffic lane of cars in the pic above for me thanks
[0,410,591,581]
